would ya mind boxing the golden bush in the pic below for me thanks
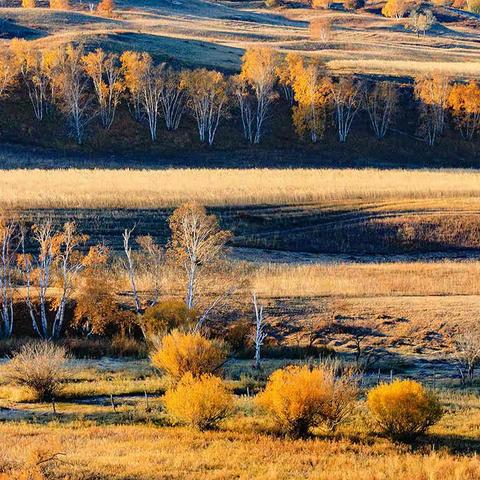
[256,364,358,437]
[22,0,36,7]
[382,0,408,17]
[150,330,227,381]
[367,379,442,440]
[49,0,70,9]
[311,0,332,9]
[164,373,233,430]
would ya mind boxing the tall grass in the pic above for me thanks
[1,168,480,208]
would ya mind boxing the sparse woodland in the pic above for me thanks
[0,0,479,478]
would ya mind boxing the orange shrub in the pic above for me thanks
[367,379,442,440]
[256,364,358,437]
[382,0,408,17]
[164,373,233,430]
[97,0,115,16]
[150,330,227,381]
[22,0,36,7]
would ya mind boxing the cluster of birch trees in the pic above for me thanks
[1,41,480,146]
[0,203,246,341]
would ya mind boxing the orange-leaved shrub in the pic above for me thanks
[367,379,442,440]
[4,342,69,402]
[256,364,358,438]
[164,373,233,430]
[150,330,227,381]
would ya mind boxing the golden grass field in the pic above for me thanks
[0,361,479,480]
[1,1,480,77]
[1,168,480,208]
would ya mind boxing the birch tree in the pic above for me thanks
[181,69,229,146]
[362,81,398,139]
[252,291,267,370]
[239,47,278,144]
[0,214,21,339]
[414,73,451,146]
[0,48,18,120]
[330,76,362,142]
[19,221,90,339]
[11,39,50,121]
[52,44,97,144]
[120,50,151,122]
[167,202,232,331]
[160,67,185,131]
[82,48,124,129]
[448,80,480,141]
[139,62,165,142]
[291,58,330,142]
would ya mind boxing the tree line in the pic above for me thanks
[0,42,479,147]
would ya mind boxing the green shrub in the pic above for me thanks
[142,299,197,337]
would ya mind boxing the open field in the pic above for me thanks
[2,1,480,77]
[0,359,479,479]
[2,168,480,208]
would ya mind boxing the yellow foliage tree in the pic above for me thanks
[276,53,303,105]
[120,50,152,122]
[97,0,115,16]
[239,47,278,143]
[290,57,330,142]
[22,0,36,8]
[164,373,233,430]
[0,49,17,101]
[49,0,70,9]
[82,48,124,129]
[367,379,442,440]
[448,80,480,141]
[150,330,227,381]
[382,0,409,17]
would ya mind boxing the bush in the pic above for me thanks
[367,379,443,440]
[164,373,233,430]
[256,364,358,438]
[4,342,69,402]
[142,300,197,338]
[150,330,227,381]
[382,0,409,17]
[265,0,281,7]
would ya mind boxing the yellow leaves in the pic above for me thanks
[22,0,36,7]
[367,379,443,439]
[414,73,451,107]
[164,372,233,430]
[382,0,409,18]
[120,50,152,95]
[448,81,480,115]
[150,330,227,381]
[49,0,70,9]
[180,68,228,104]
[240,47,278,91]
[97,0,115,16]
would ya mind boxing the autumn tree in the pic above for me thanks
[0,213,21,339]
[97,0,115,16]
[19,221,95,339]
[275,53,303,106]
[50,44,97,144]
[406,9,435,36]
[82,48,124,129]
[414,73,450,146]
[448,80,480,141]
[344,0,365,10]
[309,17,334,47]
[382,0,409,18]
[362,80,397,139]
[120,50,150,122]
[311,0,332,9]
[167,202,233,331]
[181,69,229,146]
[22,0,36,7]
[11,39,53,121]
[50,0,70,9]
[291,57,330,142]
[452,325,480,385]
[159,67,185,131]
[239,47,278,144]
[0,49,18,126]
[330,76,362,142]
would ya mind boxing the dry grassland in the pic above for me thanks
[1,168,480,208]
